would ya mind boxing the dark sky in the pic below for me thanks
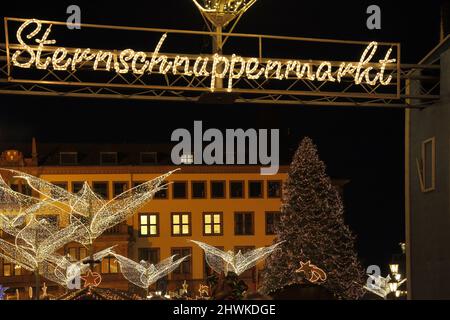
[0,0,446,272]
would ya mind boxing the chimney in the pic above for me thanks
[31,137,38,166]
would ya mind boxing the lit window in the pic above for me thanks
[172,213,191,236]
[101,256,119,274]
[203,213,223,235]
[139,213,159,237]
[66,247,87,262]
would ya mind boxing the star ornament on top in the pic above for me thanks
[0,285,9,300]
[81,270,102,288]
[296,261,327,284]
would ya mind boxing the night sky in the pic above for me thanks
[0,0,445,273]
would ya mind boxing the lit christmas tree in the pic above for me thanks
[260,137,365,299]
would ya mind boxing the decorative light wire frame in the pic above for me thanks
[0,17,441,108]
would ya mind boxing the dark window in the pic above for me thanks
[249,181,263,198]
[93,182,109,199]
[265,212,281,235]
[203,212,223,235]
[59,152,78,165]
[171,247,192,278]
[173,182,187,199]
[192,181,206,199]
[211,181,225,198]
[10,183,19,192]
[230,181,244,198]
[100,152,118,165]
[154,181,168,199]
[235,212,254,235]
[139,213,159,237]
[140,152,158,165]
[138,248,160,264]
[101,256,119,274]
[113,182,128,197]
[171,213,191,236]
[72,182,84,194]
[267,181,282,198]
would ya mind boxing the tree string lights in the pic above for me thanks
[190,240,283,276]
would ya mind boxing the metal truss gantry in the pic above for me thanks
[0,18,442,109]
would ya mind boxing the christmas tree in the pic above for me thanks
[260,137,365,299]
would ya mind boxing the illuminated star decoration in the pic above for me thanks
[81,270,102,288]
[296,261,327,284]
[112,253,189,290]
[0,285,9,300]
[191,240,284,276]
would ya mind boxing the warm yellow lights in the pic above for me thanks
[11,19,397,93]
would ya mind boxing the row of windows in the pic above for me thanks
[59,152,158,166]
[48,180,282,200]
[139,212,280,237]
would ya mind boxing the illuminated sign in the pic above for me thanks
[6,19,398,94]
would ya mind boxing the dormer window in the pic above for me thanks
[59,152,78,165]
[100,152,118,165]
[140,152,158,165]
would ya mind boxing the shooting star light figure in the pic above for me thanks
[190,240,283,276]
[112,253,190,297]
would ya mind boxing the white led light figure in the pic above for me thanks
[191,240,283,276]
[112,253,190,296]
